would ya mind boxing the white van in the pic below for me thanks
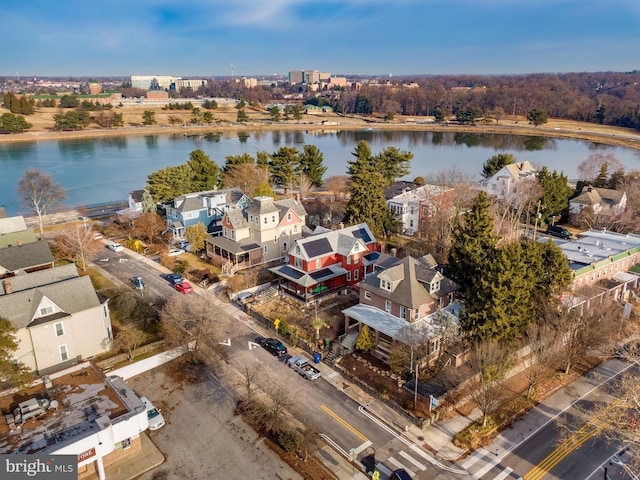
[140,396,165,431]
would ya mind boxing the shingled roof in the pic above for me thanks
[571,186,626,206]
[0,241,54,274]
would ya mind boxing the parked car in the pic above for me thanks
[107,242,124,252]
[287,357,322,380]
[545,225,572,240]
[178,240,192,252]
[131,277,145,289]
[92,231,103,240]
[390,469,412,480]
[174,282,193,294]
[140,396,165,431]
[168,248,185,256]
[165,273,184,285]
[260,338,288,357]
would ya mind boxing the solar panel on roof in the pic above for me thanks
[352,228,371,243]
[310,268,334,280]
[364,251,380,261]
[277,265,305,280]
[303,237,332,258]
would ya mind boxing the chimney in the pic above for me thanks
[295,193,301,204]
[587,186,593,192]
[390,248,397,257]
[518,162,523,170]
[17,240,22,247]
[3,280,12,294]
[339,222,344,229]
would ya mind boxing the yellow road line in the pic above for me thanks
[525,398,624,480]
[320,404,368,442]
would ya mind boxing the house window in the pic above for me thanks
[295,257,302,268]
[264,245,268,254]
[431,338,441,352]
[296,245,300,254]
[288,213,292,221]
[250,215,253,223]
[414,308,420,319]
[400,306,406,319]
[40,306,54,316]
[364,291,371,301]
[385,300,392,313]
[264,217,268,224]
[283,242,288,252]
[354,255,359,264]
[294,224,298,232]
[59,345,68,362]
[347,271,351,282]
[272,215,276,223]
[354,269,359,281]
[354,243,359,251]
[255,217,259,225]
[54,322,64,337]
[347,256,351,265]
[316,259,321,269]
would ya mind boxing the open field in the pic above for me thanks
[2,104,640,153]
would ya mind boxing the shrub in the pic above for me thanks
[277,430,299,453]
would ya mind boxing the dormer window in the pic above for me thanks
[354,243,359,251]
[288,213,292,221]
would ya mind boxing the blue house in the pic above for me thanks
[165,188,250,240]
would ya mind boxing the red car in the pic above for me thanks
[174,282,193,294]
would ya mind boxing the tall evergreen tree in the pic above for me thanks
[447,191,498,295]
[347,140,375,176]
[147,164,192,203]
[298,144,327,187]
[187,149,221,191]
[224,153,254,175]
[537,167,572,224]
[374,147,413,185]
[343,167,396,238]
[269,146,300,192]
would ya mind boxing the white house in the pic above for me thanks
[0,264,113,374]
[479,161,538,204]
[569,186,627,223]
[385,182,454,235]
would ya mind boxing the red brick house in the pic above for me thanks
[270,223,379,305]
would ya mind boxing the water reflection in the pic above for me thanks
[203,132,221,142]
[523,137,549,151]
[145,135,158,149]
[58,139,95,158]
[0,141,37,160]
[237,131,250,143]
[99,136,127,149]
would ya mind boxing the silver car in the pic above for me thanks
[140,396,165,430]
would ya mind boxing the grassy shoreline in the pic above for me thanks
[2,109,640,152]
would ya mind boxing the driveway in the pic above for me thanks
[128,360,302,480]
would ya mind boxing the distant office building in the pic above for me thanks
[241,77,258,88]
[130,75,181,90]
[175,79,209,91]
[288,70,330,85]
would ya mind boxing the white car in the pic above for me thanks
[140,396,165,431]
[168,248,185,256]
[107,243,124,252]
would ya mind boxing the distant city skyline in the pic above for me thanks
[2,0,639,78]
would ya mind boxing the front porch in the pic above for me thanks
[270,263,348,306]
[206,236,263,274]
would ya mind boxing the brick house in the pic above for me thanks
[341,255,460,364]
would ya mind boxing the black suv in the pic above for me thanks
[260,338,288,357]
[545,225,572,240]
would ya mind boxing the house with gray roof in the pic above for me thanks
[0,215,37,249]
[165,187,250,240]
[269,223,378,304]
[0,264,113,374]
[569,186,627,223]
[0,241,54,278]
[206,196,307,274]
[342,255,460,364]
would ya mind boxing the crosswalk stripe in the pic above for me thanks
[461,450,483,469]
[409,444,437,465]
[387,457,416,478]
[474,454,500,479]
[353,440,373,455]
[494,467,513,480]
[375,462,391,475]
[399,450,427,471]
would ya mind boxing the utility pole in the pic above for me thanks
[533,200,541,239]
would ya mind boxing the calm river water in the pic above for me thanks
[1,129,639,216]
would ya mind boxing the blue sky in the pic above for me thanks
[3,0,639,77]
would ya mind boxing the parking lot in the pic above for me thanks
[129,359,302,480]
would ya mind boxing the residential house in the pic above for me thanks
[0,241,54,278]
[270,223,378,304]
[385,182,454,235]
[128,189,145,213]
[206,196,307,274]
[0,263,113,374]
[479,161,538,204]
[569,186,627,223]
[0,215,37,249]
[165,188,250,240]
[341,255,460,364]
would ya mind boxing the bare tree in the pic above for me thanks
[133,212,166,245]
[297,172,316,201]
[161,295,221,361]
[323,175,349,200]
[112,327,147,361]
[236,353,263,407]
[18,169,66,240]
[465,340,509,428]
[258,372,296,433]
[523,321,558,399]
[221,162,269,196]
[576,153,625,182]
[52,223,103,271]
